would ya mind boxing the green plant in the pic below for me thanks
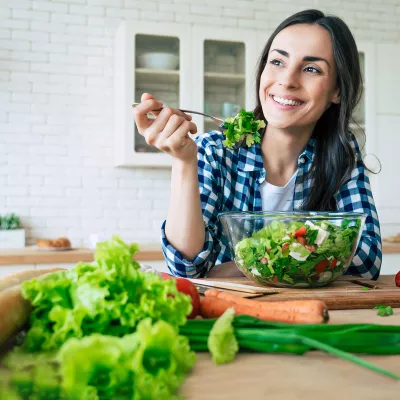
[0,213,21,230]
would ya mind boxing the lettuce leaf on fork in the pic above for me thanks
[222,110,266,148]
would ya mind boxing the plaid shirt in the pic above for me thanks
[161,131,382,280]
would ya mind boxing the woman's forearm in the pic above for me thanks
[165,157,206,260]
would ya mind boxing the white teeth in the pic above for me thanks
[273,96,302,106]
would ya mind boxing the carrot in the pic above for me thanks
[204,289,329,323]
[200,296,328,324]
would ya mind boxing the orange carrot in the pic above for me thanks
[200,296,327,324]
[203,289,329,323]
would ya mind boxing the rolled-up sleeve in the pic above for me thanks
[336,139,382,280]
[160,135,223,278]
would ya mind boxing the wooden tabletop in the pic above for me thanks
[0,244,164,265]
[181,308,400,400]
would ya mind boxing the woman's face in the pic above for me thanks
[259,24,340,130]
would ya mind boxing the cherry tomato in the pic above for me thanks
[395,271,400,288]
[294,226,307,237]
[330,258,338,270]
[297,236,307,246]
[282,243,290,251]
[315,259,329,273]
[161,273,200,319]
[305,244,316,253]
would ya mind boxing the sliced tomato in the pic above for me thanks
[266,248,271,254]
[305,244,316,253]
[330,258,338,270]
[395,271,400,288]
[315,259,329,273]
[294,226,307,237]
[282,243,290,251]
[297,236,307,246]
[161,274,200,319]
[273,275,279,283]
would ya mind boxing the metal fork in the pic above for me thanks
[131,103,226,130]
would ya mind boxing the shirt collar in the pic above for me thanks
[237,137,316,172]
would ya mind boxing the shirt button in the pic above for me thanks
[300,157,305,164]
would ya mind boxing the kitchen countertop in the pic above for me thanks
[383,240,400,254]
[0,241,398,267]
[182,270,400,399]
[0,244,164,265]
[181,308,400,400]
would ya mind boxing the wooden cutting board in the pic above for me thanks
[203,264,400,310]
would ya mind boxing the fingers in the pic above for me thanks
[133,98,163,132]
[145,114,196,147]
[141,92,155,102]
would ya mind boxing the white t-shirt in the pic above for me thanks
[259,170,298,212]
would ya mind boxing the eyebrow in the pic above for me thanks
[271,48,330,68]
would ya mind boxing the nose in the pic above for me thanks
[278,67,299,89]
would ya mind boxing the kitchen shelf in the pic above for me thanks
[135,68,180,84]
[204,72,245,86]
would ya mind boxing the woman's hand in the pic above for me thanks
[133,93,198,163]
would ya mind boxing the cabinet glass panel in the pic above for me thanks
[134,34,180,153]
[203,40,245,133]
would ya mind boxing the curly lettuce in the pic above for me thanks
[1,319,196,400]
[21,236,191,351]
[222,110,266,148]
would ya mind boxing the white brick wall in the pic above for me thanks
[1,0,399,247]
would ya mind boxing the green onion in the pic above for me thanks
[180,316,400,380]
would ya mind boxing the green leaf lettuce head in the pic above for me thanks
[207,308,239,365]
[222,110,266,149]
[1,319,196,400]
[21,235,192,351]
[59,319,196,400]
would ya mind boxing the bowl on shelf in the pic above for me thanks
[218,211,366,288]
[137,52,179,70]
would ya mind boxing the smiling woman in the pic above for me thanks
[132,9,382,281]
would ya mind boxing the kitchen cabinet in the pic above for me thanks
[114,22,259,167]
[114,21,192,167]
[191,26,259,136]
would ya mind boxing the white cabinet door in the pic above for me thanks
[114,21,192,167]
[191,26,259,135]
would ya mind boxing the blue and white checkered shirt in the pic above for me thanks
[161,131,382,280]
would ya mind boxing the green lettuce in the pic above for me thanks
[208,308,239,365]
[21,236,192,351]
[1,319,196,400]
[222,110,266,148]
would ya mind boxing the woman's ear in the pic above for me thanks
[331,87,340,104]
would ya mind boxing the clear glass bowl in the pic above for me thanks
[218,211,366,288]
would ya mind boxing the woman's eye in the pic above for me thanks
[269,59,283,66]
[304,66,321,74]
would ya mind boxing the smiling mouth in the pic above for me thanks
[270,95,304,107]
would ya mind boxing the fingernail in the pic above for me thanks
[158,101,164,107]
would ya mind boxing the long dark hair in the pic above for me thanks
[254,9,363,211]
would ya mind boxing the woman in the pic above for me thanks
[133,9,382,280]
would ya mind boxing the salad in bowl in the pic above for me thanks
[218,211,366,288]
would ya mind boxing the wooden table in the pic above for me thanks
[182,269,400,399]
[181,308,400,400]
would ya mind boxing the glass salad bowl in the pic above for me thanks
[218,211,366,288]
